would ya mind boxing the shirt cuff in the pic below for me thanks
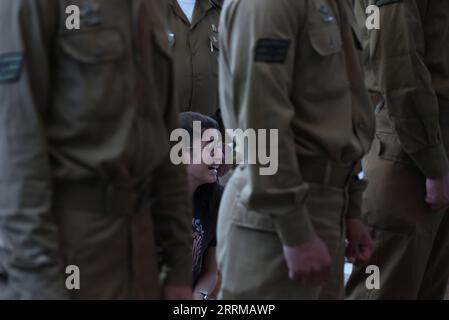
[410,143,449,178]
[273,206,315,246]
[345,176,367,220]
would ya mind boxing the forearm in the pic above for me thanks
[152,160,192,287]
[0,0,65,299]
[227,0,314,246]
[193,272,218,300]
[373,0,449,177]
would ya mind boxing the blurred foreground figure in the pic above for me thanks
[347,0,449,299]
[217,0,375,299]
[0,0,192,299]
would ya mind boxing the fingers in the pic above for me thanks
[425,197,449,211]
[291,264,332,286]
[425,190,449,211]
[345,238,359,264]
[347,231,374,266]
[284,238,332,287]
[355,235,374,265]
[290,254,332,286]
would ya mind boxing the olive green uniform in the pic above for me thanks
[168,0,221,116]
[0,0,191,299]
[346,0,449,299]
[217,0,375,300]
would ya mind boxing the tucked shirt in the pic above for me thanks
[219,0,375,245]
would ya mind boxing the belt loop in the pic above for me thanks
[323,161,332,186]
[344,163,357,191]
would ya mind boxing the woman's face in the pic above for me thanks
[186,138,223,186]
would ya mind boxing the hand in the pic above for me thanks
[193,292,203,300]
[426,173,449,211]
[345,218,373,265]
[162,285,192,300]
[283,236,332,286]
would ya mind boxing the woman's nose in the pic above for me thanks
[211,148,224,164]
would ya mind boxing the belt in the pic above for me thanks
[298,158,355,189]
[52,178,152,216]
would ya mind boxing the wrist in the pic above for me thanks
[194,289,209,300]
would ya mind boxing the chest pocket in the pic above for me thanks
[60,28,125,63]
[208,26,220,77]
[308,26,342,56]
[302,1,347,96]
[58,28,127,119]
[209,34,220,53]
[153,28,172,60]
[307,0,342,56]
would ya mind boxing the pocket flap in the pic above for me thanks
[153,29,172,59]
[376,132,414,165]
[231,201,276,233]
[309,27,342,56]
[60,29,125,64]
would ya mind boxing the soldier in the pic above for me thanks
[0,0,192,299]
[346,0,449,299]
[217,0,375,299]
[168,0,222,118]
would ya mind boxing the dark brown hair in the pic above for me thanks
[179,112,223,218]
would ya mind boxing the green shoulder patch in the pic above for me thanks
[375,0,403,7]
[0,53,24,83]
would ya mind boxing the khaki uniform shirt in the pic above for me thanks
[355,0,449,178]
[0,0,191,298]
[168,0,221,115]
[219,0,375,245]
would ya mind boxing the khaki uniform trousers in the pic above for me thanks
[55,180,162,300]
[346,108,449,300]
[217,165,348,300]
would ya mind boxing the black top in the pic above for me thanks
[192,184,221,287]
